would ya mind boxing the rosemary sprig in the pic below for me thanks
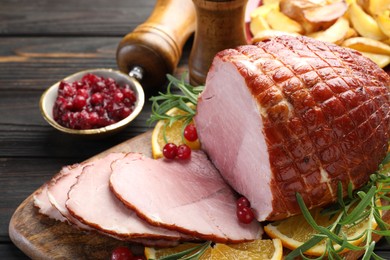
[147,73,204,128]
[286,153,390,260]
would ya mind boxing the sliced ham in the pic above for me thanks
[66,152,189,241]
[110,150,263,243]
[47,162,95,230]
[195,35,390,221]
[33,183,67,222]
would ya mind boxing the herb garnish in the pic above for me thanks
[147,74,204,128]
[286,152,390,260]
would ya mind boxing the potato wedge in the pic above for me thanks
[250,15,271,36]
[361,51,390,68]
[266,9,304,34]
[250,3,279,20]
[280,0,348,34]
[346,27,358,38]
[349,2,387,40]
[308,17,350,44]
[358,0,390,16]
[251,29,300,43]
[342,37,390,55]
[376,10,390,38]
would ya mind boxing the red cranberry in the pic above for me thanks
[92,92,103,105]
[72,95,87,111]
[111,246,133,260]
[53,73,136,130]
[163,143,178,159]
[237,206,255,224]
[183,124,198,142]
[237,196,250,209]
[177,144,191,160]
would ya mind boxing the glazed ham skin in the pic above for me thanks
[195,35,390,221]
[110,150,263,243]
[66,152,189,241]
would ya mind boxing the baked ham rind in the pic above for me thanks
[195,35,390,221]
[110,150,263,243]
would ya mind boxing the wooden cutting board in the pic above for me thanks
[8,130,390,259]
[9,131,152,260]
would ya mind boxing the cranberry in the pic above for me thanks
[91,92,103,105]
[72,95,87,111]
[53,73,137,130]
[114,91,124,103]
[77,88,89,98]
[177,144,191,159]
[163,143,178,159]
[111,246,133,260]
[237,196,250,209]
[62,84,76,97]
[183,124,198,142]
[237,206,255,224]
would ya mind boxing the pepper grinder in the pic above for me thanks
[189,0,248,86]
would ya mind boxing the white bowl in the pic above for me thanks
[40,68,145,137]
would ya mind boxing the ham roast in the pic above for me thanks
[195,35,390,221]
[110,150,263,243]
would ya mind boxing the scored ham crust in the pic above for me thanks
[195,35,390,221]
[109,151,263,243]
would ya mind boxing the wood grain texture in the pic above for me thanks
[0,0,154,36]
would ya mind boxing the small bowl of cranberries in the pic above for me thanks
[40,68,145,137]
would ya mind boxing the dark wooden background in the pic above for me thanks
[1,0,389,259]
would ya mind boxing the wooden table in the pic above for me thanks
[1,0,390,259]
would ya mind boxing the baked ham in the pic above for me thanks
[110,150,263,243]
[195,35,390,221]
[66,152,189,241]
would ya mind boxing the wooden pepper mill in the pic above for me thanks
[116,0,196,95]
[189,0,248,86]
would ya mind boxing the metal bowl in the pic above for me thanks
[40,68,145,137]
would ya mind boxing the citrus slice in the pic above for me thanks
[264,206,379,256]
[144,239,283,260]
[151,106,201,159]
[213,239,283,260]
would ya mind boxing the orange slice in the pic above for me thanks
[264,206,379,256]
[151,106,201,159]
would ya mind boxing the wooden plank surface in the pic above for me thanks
[0,0,154,36]
[2,0,390,258]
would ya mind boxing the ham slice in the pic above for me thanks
[110,150,263,243]
[47,162,95,230]
[33,183,67,222]
[66,152,189,241]
[195,35,390,221]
